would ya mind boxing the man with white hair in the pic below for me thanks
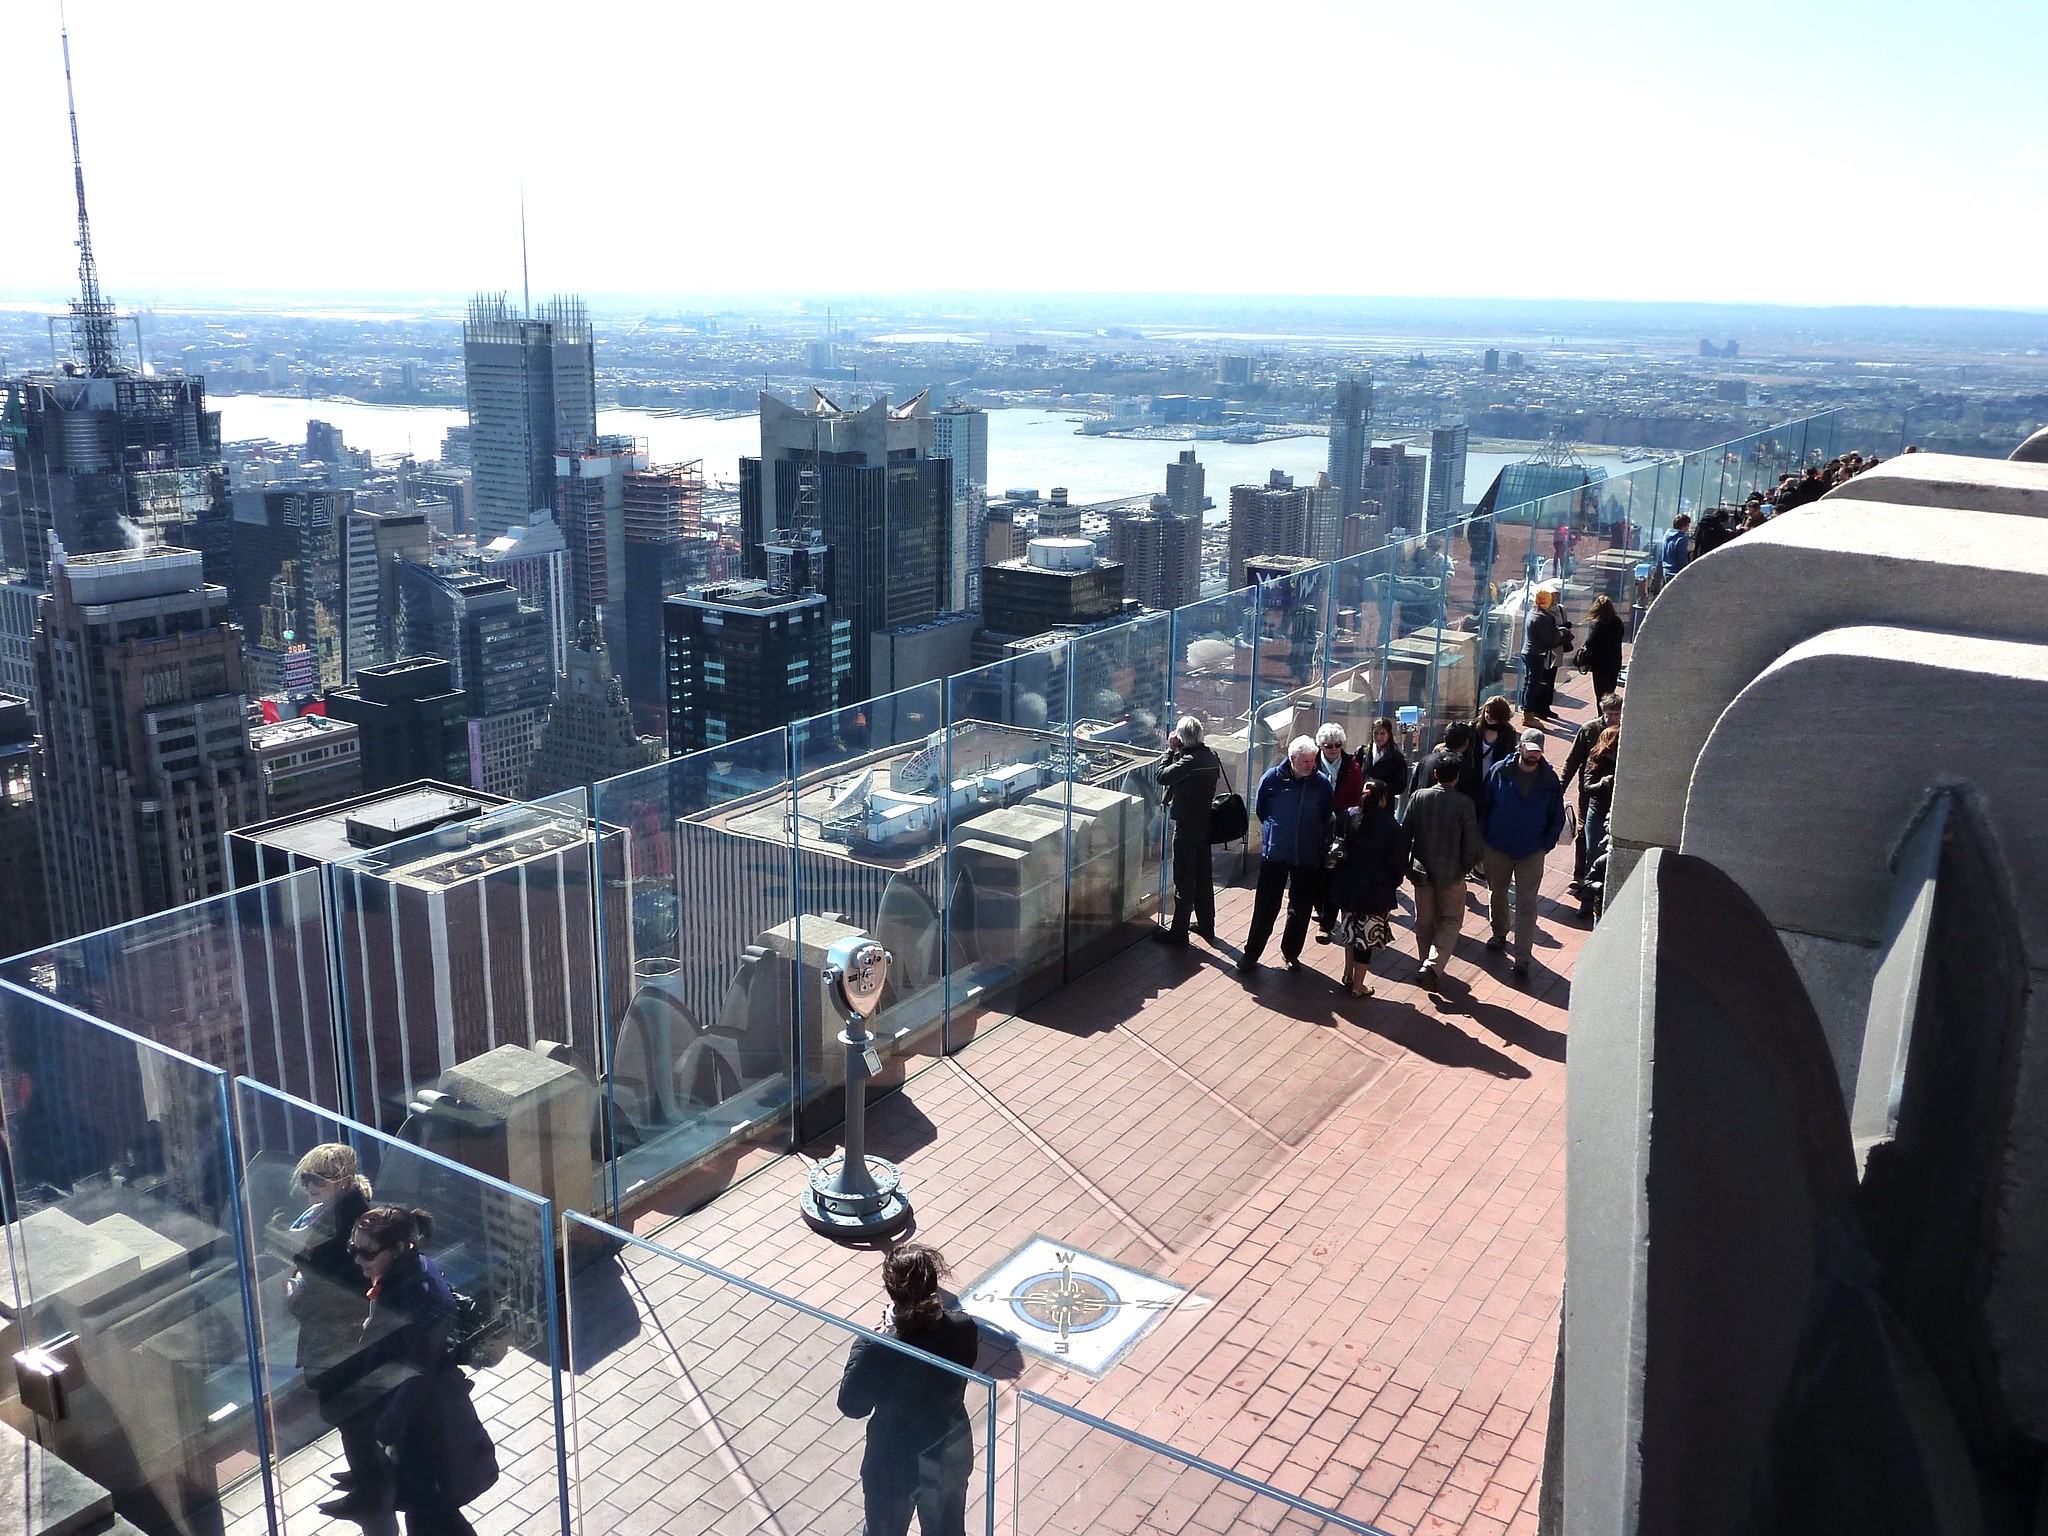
[1240,735,1336,976]
[1153,715,1222,945]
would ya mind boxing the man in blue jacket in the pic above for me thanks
[1480,728,1567,985]
[1240,736,1336,977]
[1656,513,1693,593]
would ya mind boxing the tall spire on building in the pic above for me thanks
[59,11,120,377]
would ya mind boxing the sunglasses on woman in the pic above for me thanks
[347,1242,386,1259]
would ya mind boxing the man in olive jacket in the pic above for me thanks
[1400,751,1484,991]
[1154,715,1222,944]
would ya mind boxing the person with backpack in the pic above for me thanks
[319,1206,498,1536]
[1154,716,1222,946]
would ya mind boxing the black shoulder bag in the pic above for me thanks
[1209,761,1249,846]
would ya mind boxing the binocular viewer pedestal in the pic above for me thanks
[799,936,914,1242]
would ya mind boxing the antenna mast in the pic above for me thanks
[520,185,531,318]
[60,12,119,376]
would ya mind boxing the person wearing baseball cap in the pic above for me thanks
[1477,726,1567,985]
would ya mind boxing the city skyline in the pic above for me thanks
[1,1,2045,310]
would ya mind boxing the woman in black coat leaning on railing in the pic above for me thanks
[839,1244,982,1536]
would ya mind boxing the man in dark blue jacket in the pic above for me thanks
[1240,736,1336,976]
[1480,729,1567,985]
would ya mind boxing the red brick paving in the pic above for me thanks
[616,675,1598,1535]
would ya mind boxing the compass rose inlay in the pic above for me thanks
[959,1236,1201,1376]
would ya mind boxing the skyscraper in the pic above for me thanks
[400,564,556,797]
[619,458,711,734]
[739,390,951,700]
[553,434,644,643]
[1327,377,1373,520]
[1228,471,1315,587]
[1166,449,1206,520]
[665,580,843,755]
[1365,444,1428,534]
[526,626,662,795]
[325,657,472,792]
[931,402,989,610]
[338,507,431,680]
[1,27,232,589]
[462,292,597,543]
[228,482,350,688]
[1427,421,1471,528]
[33,545,263,935]
[0,695,50,959]
[480,514,572,677]
[1108,498,1202,613]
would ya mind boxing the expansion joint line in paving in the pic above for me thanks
[610,1264,794,1536]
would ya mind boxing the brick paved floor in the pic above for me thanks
[573,677,1596,1536]
[238,675,1597,1536]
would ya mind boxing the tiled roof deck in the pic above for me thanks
[594,681,1594,1536]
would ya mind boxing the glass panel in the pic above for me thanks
[563,1212,996,1536]
[325,794,609,1220]
[1382,531,1449,747]
[789,681,949,1145]
[1250,567,1330,770]
[1170,588,1259,888]
[1065,611,1173,974]
[0,871,343,1112]
[946,649,1075,1042]
[1010,1391,1364,1535]
[591,730,796,1222]
[0,983,269,1536]
[234,1077,567,1536]
[1321,546,1394,752]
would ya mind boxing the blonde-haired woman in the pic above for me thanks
[284,1144,378,1500]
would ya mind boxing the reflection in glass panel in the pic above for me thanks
[235,1079,566,1536]
[945,649,1076,1041]
[0,984,264,1536]
[0,871,343,1113]
[789,682,950,1142]
[1250,568,1331,770]
[324,794,615,1234]
[1065,612,1173,973]
[594,731,796,1217]
[1170,590,1259,888]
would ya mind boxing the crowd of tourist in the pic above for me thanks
[1153,683,1624,994]
[1662,450,1893,581]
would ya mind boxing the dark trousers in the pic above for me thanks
[1521,658,1558,716]
[1243,860,1322,965]
[401,1508,477,1536]
[862,1433,971,1536]
[1591,666,1621,705]
[1168,835,1214,936]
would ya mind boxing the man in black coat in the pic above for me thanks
[1154,715,1222,945]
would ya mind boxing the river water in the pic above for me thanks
[207,394,1630,512]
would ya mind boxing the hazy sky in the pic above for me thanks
[2,0,2044,310]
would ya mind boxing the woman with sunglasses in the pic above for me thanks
[322,1206,497,1536]
[284,1145,377,1503]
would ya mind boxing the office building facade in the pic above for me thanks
[400,564,556,797]
[0,694,50,958]
[480,514,572,678]
[462,293,597,543]
[33,546,264,934]
[229,482,351,689]
[526,627,662,795]
[1365,444,1428,534]
[665,580,843,755]
[325,657,471,792]
[931,403,988,610]
[1227,472,1315,587]
[620,459,712,734]
[338,507,432,681]
[1327,377,1372,520]
[739,390,951,700]
[248,712,363,820]
[1107,499,1202,613]
[1428,422,1471,528]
